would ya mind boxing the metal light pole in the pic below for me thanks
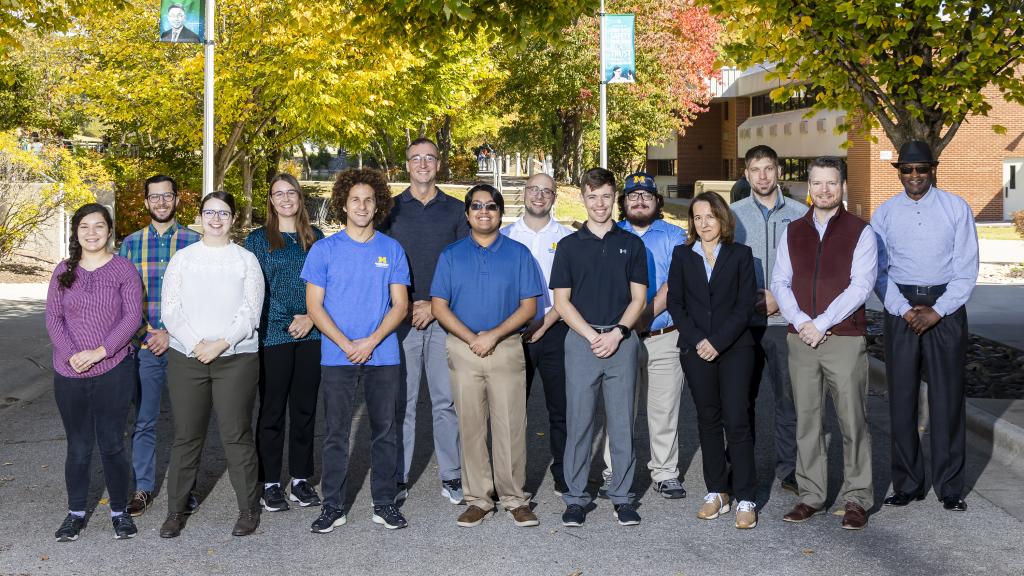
[202,0,215,197]
[599,0,607,169]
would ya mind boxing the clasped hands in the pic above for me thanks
[589,330,623,359]
[193,339,230,364]
[695,338,718,362]
[68,346,106,373]
[796,322,829,348]
[902,305,941,336]
[287,314,315,340]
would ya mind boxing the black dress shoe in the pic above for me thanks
[159,513,187,538]
[941,496,967,511]
[883,492,926,507]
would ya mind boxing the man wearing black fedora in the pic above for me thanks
[870,140,979,512]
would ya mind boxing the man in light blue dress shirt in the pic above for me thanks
[871,141,979,513]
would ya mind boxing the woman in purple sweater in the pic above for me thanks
[45,203,143,542]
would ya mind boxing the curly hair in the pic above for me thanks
[331,168,393,226]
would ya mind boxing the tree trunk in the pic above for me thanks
[241,151,254,227]
[436,115,453,182]
[265,148,283,184]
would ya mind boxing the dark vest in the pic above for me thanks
[786,206,867,336]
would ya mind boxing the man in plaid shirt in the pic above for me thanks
[118,175,201,516]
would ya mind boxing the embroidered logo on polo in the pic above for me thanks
[549,242,557,254]
[375,256,389,268]
[619,249,627,254]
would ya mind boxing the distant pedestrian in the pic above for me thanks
[158,192,265,538]
[46,203,142,542]
[432,184,545,528]
[304,168,410,533]
[245,174,325,513]
[667,192,758,529]
[772,157,877,530]
[872,141,979,512]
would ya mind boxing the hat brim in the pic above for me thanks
[891,161,939,168]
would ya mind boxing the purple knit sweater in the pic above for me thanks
[45,256,143,378]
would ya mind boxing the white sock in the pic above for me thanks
[69,510,86,518]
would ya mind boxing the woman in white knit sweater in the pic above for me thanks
[158,191,266,539]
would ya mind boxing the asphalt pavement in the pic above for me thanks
[1,285,1023,576]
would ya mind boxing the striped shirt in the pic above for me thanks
[118,222,201,339]
[45,256,143,378]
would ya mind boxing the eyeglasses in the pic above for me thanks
[271,189,300,200]
[202,209,232,220]
[625,191,655,202]
[146,193,176,203]
[469,202,499,212]
[407,154,438,165]
[524,185,555,199]
[898,165,932,175]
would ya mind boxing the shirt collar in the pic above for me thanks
[897,185,937,205]
[513,216,557,235]
[147,221,182,237]
[578,222,621,240]
[400,186,448,206]
[470,233,504,253]
[619,218,667,236]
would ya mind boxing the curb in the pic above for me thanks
[867,357,1024,476]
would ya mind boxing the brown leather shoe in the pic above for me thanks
[783,503,823,523]
[841,502,868,530]
[159,512,187,538]
[507,505,539,527]
[232,508,261,536]
[127,490,153,517]
[456,505,491,527]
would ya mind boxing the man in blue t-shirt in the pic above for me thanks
[431,184,545,529]
[302,168,411,534]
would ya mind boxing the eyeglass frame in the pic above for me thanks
[270,189,300,200]
[624,191,656,202]
[469,201,500,212]
[897,165,933,175]
[524,185,556,199]
[145,192,177,203]
[407,154,438,165]
[201,209,233,220]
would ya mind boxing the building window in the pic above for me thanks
[750,85,823,117]
[723,102,729,121]
[656,159,676,176]
[779,157,810,182]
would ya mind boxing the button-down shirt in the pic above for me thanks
[870,186,979,317]
[617,219,687,331]
[692,241,721,281]
[771,211,878,333]
[501,217,573,314]
[118,221,201,338]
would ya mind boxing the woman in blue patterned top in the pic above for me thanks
[245,173,325,512]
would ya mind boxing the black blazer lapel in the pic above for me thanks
[708,243,733,286]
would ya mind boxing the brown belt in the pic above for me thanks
[642,326,677,338]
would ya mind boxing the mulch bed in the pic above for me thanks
[865,309,1024,399]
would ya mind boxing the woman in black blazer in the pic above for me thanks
[666,191,758,529]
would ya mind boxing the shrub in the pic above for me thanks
[1013,210,1024,239]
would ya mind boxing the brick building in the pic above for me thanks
[646,66,1024,222]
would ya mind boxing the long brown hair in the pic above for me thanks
[267,173,317,252]
[686,191,735,246]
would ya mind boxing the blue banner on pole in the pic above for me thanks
[602,14,635,84]
[159,0,205,43]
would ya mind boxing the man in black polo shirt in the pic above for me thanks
[550,167,648,527]
[379,137,469,504]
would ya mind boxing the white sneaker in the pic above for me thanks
[697,492,730,520]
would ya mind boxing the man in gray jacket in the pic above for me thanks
[731,145,808,493]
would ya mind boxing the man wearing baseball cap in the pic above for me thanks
[871,140,978,512]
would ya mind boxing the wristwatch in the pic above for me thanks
[615,324,630,338]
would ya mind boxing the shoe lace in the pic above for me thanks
[376,504,399,518]
[737,500,756,512]
[567,504,585,514]
[59,514,80,531]
[616,503,636,512]
[703,493,720,504]
[661,478,683,490]
[113,515,133,529]
[444,478,462,491]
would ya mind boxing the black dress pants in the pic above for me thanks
[884,301,968,499]
[256,340,322,483]
[524,321,569,484]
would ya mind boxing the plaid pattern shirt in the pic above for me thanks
[118,221,201,343]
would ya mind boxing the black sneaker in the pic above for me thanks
[562,504,586,527]
[372,504,408,530]
[310,505,346,534]
[441,478,465,504]
[653,478,687,499]
[289,480,321,507]
[261,484,290,512]
[55,514,86,542]
[614,503,641,526]
[112,514,138,540]
[553,479,569,496]
[780,473,799,495]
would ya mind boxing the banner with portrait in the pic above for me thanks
[159,0,204,43]
[601,14,636,84]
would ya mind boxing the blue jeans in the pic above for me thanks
[132,348,167,493]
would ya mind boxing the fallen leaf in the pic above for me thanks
[99,497,109,505]
[208,549,215,556]
[536,432,545,437]
[568,571,583,576]
[40,555,49,561]
[40,465,48,469]
[3,462,12,466]
[803,549,814,555]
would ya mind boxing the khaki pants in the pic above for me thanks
[787,334,873,510]
[446,335,528,511]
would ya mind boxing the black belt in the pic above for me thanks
[593,325,618,334]
[897,283,947,297]
[642,326,677,338]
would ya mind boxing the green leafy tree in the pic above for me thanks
[706,0,1024,155]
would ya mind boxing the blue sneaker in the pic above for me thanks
[372,504,408,530]
[613,503,641,526]
[441,478,464,504]
[562,504,586,527]
[310,505,346,534]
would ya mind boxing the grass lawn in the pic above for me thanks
[552,185,689,229]
[977,226,1022,241]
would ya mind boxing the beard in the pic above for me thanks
[625,210,655,228]
[148,207,176,224]
[525,203,552,219]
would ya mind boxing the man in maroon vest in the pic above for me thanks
[770,156,878,530]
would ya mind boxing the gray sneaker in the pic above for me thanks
[653,478,687,499]
[441,478,465,504]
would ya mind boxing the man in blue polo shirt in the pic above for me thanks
[431,184,545,529]
[617,172,688,500]
[303,168,411,533]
